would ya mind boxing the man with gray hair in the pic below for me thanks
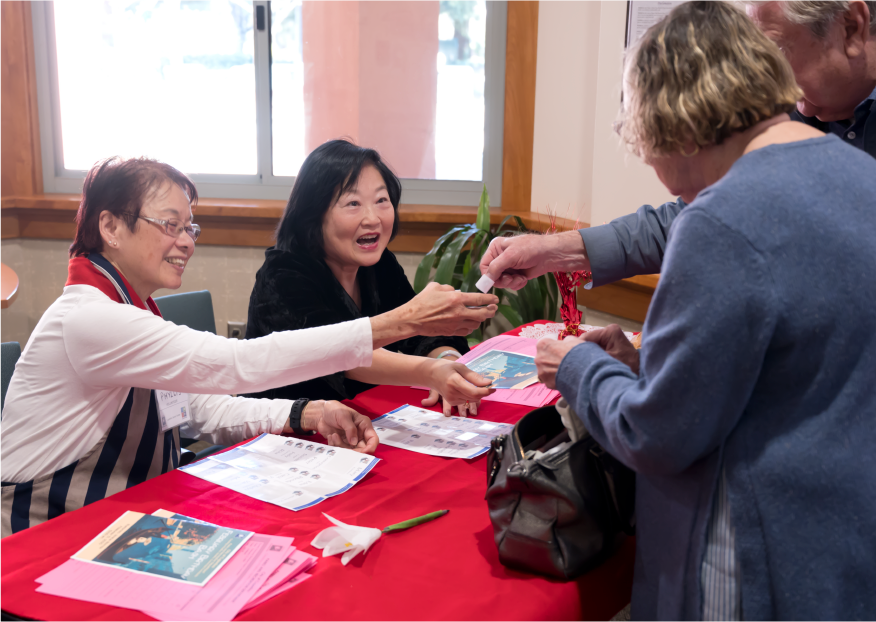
[480,0,875,292]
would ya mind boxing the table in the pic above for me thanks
[1,263,19,309]
[0,322,635,621]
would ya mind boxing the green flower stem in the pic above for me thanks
[381,509,449,534]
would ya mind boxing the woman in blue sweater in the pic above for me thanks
[514,2,876,620]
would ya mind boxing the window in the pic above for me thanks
[32,1,507,205]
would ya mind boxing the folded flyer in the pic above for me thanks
[180,433,379,511]
[372,404,514,459]
[71,511,252,586]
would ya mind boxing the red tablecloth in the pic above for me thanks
[0,322,634,620]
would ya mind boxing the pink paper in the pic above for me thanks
[240,570,314,612]
[243,549,316,607]
[455,335,560,408]
[37,534,293,621]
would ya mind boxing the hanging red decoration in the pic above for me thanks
[545,212,592,340]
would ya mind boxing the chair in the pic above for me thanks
[1,341,22,414]
[153,291,225,461]
[153,290,217,334]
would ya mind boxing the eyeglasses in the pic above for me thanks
[138,216,201,241]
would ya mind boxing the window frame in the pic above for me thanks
[30,1,506,206]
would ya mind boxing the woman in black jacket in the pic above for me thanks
[245,140,492,417]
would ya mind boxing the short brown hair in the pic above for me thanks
[69,157,198,258]
[616,1,802,159]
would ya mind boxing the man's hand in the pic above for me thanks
[479,231,590,290]
[301,400,379,454]
[583,324,640,374]
[421,360,494,417]
[535,336,586,389]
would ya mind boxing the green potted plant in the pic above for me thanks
[414,186,559,344]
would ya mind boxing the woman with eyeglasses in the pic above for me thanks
[0,156,497,538]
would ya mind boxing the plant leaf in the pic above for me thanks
[462,250,472,278]
[434,226,479,285]
[518,279,543,323]
[497,303,522,328]
[460,258,481,292]
[467,327,483,348]
[505,291,526,323]
[545,274,559,322]
[513,215,528,232]
[476,185,490,232]
[494,215,514,237]
[414,226,467,292]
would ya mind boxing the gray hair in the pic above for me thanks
[779,1,876,37]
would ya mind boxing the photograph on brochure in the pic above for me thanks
[71,511,252,586]
[464,349,540,389]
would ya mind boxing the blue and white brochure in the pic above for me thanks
[72,511,252,586]
[372,404,514,459]
[180,434,379,511]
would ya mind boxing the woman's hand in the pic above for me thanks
[421,359,494,417]
[301,400,379,454]
[371,283,498,348]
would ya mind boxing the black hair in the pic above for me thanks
[275,139,402,257]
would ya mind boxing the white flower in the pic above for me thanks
[310,513,382,566]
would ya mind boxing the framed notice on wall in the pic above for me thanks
[626,1,687,48]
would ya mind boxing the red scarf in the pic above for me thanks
[66,256,162,317]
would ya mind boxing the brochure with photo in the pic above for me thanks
[72,511,252,586]
[465,349,540,389]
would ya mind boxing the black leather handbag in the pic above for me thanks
[485,402,635,580]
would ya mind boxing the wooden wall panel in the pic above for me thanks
[1,2,42,197]
[501,1,538,211]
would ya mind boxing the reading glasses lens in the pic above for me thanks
[166,220,200,241]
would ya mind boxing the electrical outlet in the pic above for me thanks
[227,321,246,339]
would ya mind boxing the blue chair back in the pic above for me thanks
[154,290,217,335]
[2,341,22,413]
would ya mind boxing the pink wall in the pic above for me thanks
[302,1,438,179]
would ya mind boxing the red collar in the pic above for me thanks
[66,256,162,317]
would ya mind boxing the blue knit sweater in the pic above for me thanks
[557,135,876,620]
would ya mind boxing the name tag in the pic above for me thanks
[155,390,191,432]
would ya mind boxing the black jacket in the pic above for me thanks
[244,246,469,402]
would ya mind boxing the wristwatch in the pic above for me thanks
[288,398,313,435]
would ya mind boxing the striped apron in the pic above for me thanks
[1,254,180,538]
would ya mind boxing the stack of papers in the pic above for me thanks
[36,510,316,621]
[456,335,560,407]
[373,404,514,458]
[179,433,379,511]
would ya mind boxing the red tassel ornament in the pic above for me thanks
[545,212,592,340]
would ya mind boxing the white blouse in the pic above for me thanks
[1,284,374,482]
